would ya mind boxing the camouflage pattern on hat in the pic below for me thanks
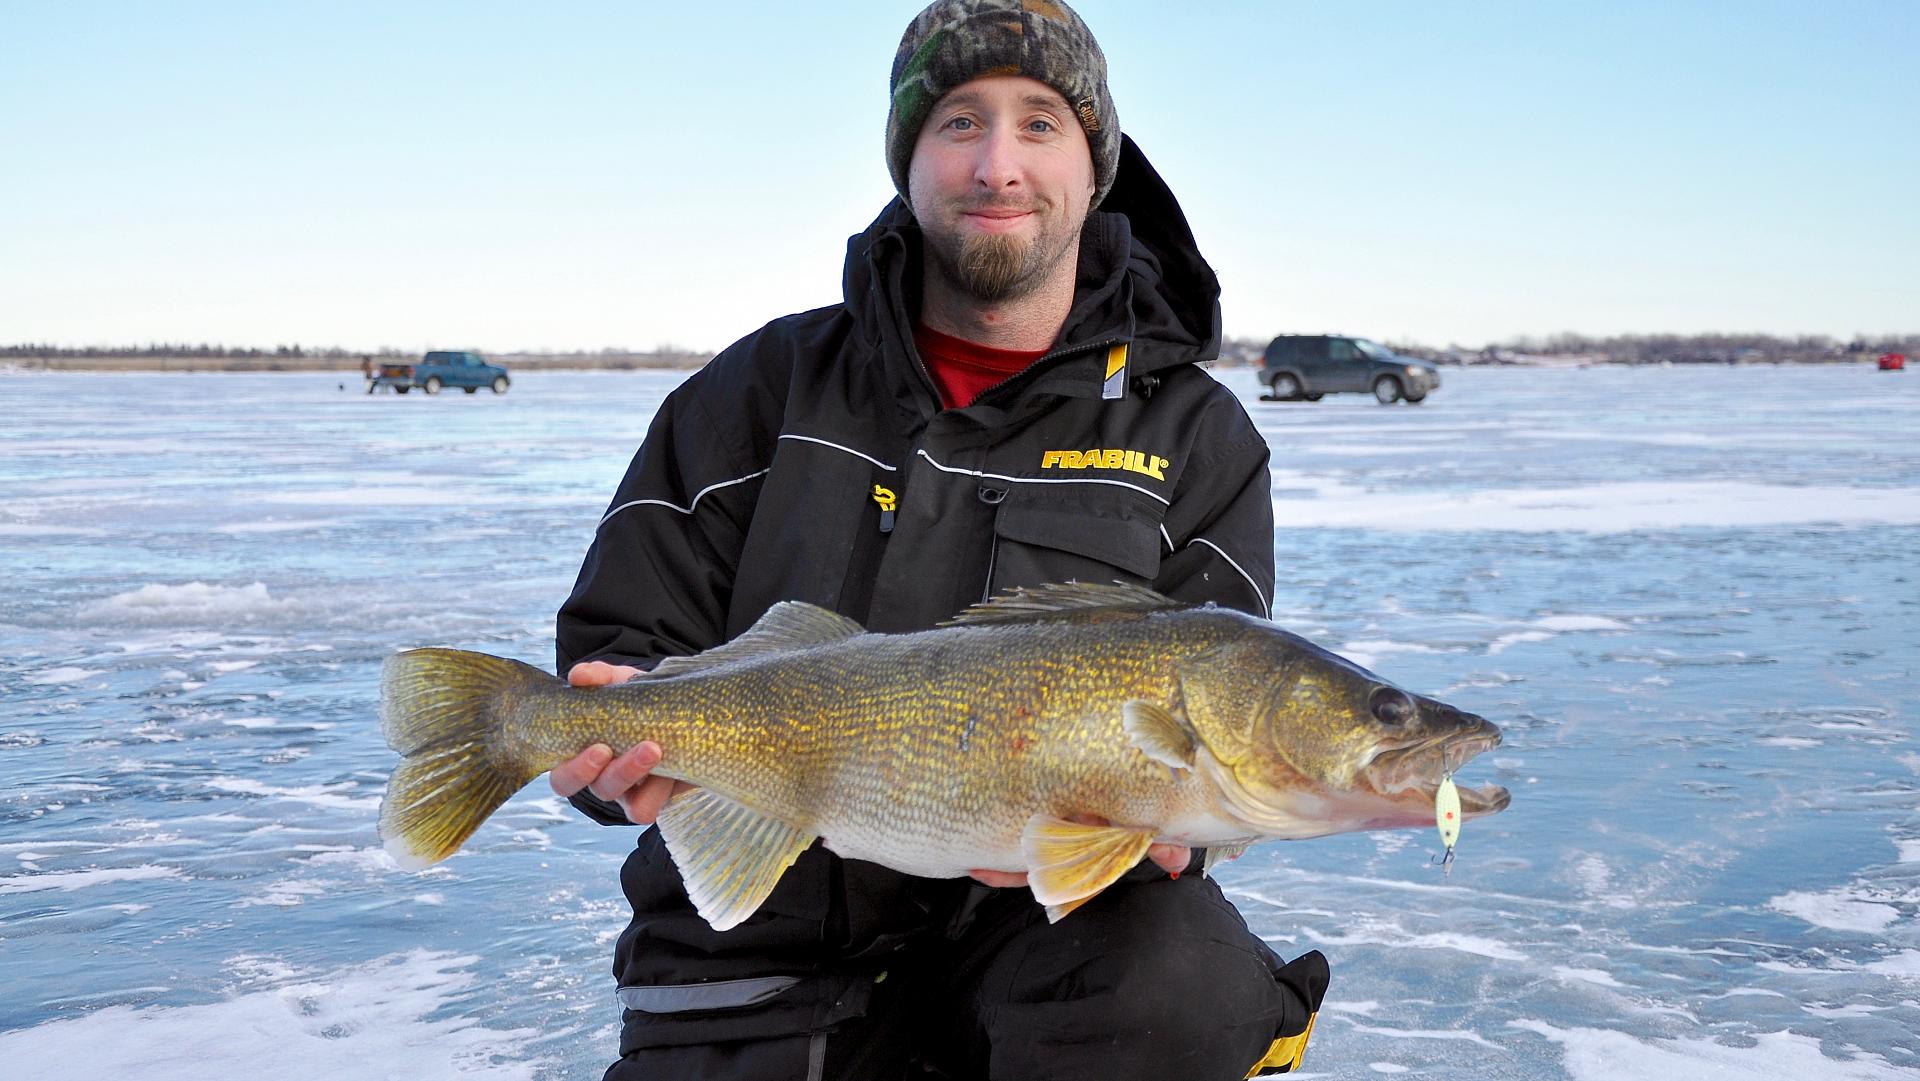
[887,0,1121,211]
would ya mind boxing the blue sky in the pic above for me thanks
[2,1,1914,352]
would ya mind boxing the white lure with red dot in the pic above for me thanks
[1435,772,1462,867]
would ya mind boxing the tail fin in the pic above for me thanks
[379,647,551,869]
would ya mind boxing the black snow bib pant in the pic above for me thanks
[558,136,1329,1081]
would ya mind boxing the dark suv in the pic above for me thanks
[1259,335,1440,404]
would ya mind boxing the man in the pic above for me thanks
[551,2,1328,1077]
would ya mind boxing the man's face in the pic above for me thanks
[908,75,1097,304]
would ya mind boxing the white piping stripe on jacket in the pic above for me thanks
[596,445,1264,616]
[1188,537,1271,618]
[598,469,770,528]
[1159,523,1269,617]
[778,434,898,471]
[913,448,1171,506]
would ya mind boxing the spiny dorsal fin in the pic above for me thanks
[1123,699,1197,770]
[650,601,865,678]
[942,582,1185,627]
[655,788,816,932]
[1021,814,1156,921]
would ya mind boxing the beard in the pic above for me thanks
[922,197,1079,304]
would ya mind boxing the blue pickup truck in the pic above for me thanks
[371,351,511,395]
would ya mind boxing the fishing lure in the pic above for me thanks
[1434,771,1462,871]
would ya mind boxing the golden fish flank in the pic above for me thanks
[379,583,1510,931]
[1039,448,1169,480]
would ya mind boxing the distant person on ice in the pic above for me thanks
[547,2,1328,1077]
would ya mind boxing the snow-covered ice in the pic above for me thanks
[2,364,1916,1079]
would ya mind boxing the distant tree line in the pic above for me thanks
[0,342,384,358]
[1,342,714,371]
[0,342,702,361]
[10,333,1913,368]
[1218,332,1916,367]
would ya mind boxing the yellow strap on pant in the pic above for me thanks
[1245,1011,1316,1077]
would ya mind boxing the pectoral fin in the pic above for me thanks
[1044,896,1095,923]
[1123,699,1196,770]
[655,788,816,932]
[1021,814,1156,922]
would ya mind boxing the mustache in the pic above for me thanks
[949,194,1052,215]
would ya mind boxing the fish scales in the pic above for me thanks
[502,617,1206,877]
[380,583,1510,930]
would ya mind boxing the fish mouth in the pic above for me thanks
[1192,714,1510,838]
[1361,725,1510,817]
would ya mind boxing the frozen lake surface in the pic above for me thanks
[2,365,1917,1079]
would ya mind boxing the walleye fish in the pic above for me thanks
[380,583,1509,930]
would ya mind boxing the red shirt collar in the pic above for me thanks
[913,324,1049,409]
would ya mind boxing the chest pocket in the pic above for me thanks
[987,487,1166,597]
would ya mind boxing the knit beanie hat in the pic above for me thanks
[887,0,1121,211]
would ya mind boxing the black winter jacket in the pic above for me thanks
[557,135,1276,1054]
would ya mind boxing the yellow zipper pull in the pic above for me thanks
[871,484,897,534]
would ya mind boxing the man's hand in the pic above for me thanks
[968,816,1190,888]
[548,661,693,824]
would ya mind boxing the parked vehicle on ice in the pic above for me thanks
[372,351,511,395]
[1259,335,1440,404]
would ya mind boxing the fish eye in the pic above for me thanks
[1368,687,1417,727]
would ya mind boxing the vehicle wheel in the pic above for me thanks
[395,386,410,394]
[1304,393,1324,401]
[1271,372,1304,400]
[463,386,477,394]
[491,376,509,395]
[1373,376,1403,404]
[423,377,443,395]
[1405,391,1427,404]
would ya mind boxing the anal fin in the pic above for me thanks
[656,788,815,932]
[1021,815,1156,922]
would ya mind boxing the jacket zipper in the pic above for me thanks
[970,337,1127,409]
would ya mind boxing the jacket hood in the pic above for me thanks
[843,133,1223,401]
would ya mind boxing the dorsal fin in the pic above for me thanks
[941,582,1185,627]
[650,601,865,678]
